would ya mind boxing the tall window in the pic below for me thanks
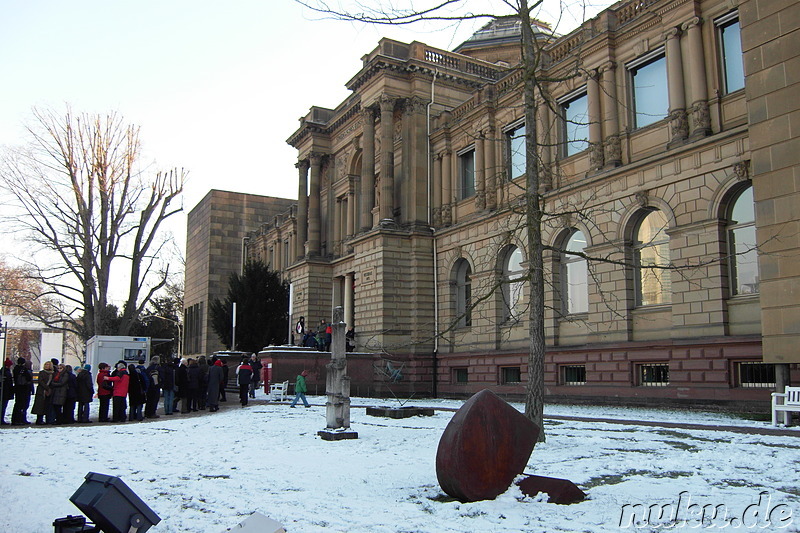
[503,246,525,322]
[506,122,526,179]
[630,51,668,128]
[634,210,671,306]
[728,186,758,295]
[718,13,744,94]
[561,91,589,157]
[455,259,472,327]
[562,230,588,314]
[459,148,475,199]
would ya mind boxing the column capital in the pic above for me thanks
[663,26,682,41]
[360,106,376,121]
[403,96,428,115]
[379,94,396,112]
[309,152,325,166]
[681,17,703,32]
[295,159,310,172]
[581,68,599,82]
[598,61,617,75]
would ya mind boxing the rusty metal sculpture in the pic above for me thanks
[516,475,586,504]
[435,389,540,502]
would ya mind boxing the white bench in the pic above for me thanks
[771,386,800,426]
[268,381,289,402]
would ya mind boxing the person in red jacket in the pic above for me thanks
[104,362,130,422]
[96,363,113,422]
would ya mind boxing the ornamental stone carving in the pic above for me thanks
[604,135,622,165]
[691,101,711,133]
[635,191,649,208]
[733,160,750,182]
[476,190,486,210]
[589,142,604,170]
[669,109,689,141]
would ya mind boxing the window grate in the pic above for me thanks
[500,366,521,384]
[737,362,775,388]
[562,365,586,385]
[639,363,669,387]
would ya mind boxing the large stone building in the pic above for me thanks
[184,190,295,356]
[186,0,799,408]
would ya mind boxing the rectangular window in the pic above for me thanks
[630,51,668,128]
[506,122,526,179]
[737,362,775,388]
[459,149,475,199]
[718,13,744,94]
[639,363,669,387]
[500,366,521,384]
[561,365,586,385]
[561,91,589,157]
[454,368,468,384]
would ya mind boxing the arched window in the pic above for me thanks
[455,259,472,327]
[562,230,588,314]
[503,246,525,322]
[727,186,758,295]
[634,210,671,306]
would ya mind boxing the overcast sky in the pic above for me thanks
[0,0,606,301]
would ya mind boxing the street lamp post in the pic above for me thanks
[142,315,182,359]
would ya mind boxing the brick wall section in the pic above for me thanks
[740,0,800,363]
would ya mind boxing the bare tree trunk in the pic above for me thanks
[520,0,547,442]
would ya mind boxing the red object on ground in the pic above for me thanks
[436,389,540,502]
[516,475,586,504]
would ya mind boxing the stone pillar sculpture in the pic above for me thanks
[475,132,486,209]
[318,306,358,441]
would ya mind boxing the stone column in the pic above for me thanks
[475,132,485,209]
[295,159,309,260]
[346,190,355,239]
[344,273,354,330]
[333,197,342,256]
[537,98,552,191]
[682,17,711,138]
[442,150,452,226]
[586,69,604,170]
[665,27,688,145]
[360,107,376,232]
[600,62,622,167]
[378,95,395,223]
[433,153,442,226]
[485,126,497,210]
[308,152,323,256]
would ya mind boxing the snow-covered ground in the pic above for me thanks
[1,394,798,532]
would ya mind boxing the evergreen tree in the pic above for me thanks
[209,261,289,353]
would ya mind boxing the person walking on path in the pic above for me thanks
[207,359,224,412]
[96,363,112,422]
[76,364,94,423]
[289,370,311,408]
[236,357,253,407]
[11,358,33,425]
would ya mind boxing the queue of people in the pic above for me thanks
[0,353,263,426]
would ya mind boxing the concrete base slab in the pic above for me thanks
[317,429,359,441]
[366,406,435,418]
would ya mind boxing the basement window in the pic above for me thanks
[500,366,521,384]
[638,363,669,387]
[561,365,587,386]
[737,362,775,388]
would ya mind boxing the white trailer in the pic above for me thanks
[85,336,151,371]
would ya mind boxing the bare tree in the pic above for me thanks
[0,107,185,340]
